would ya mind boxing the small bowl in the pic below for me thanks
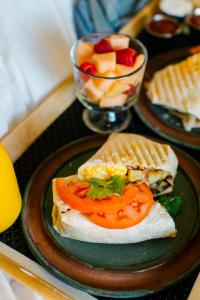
[145,14,182,39]
[159,0,193,20]
[185,8,200,32]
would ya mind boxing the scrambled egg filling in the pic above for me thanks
[80,165,127,180]
[80,165,171,195]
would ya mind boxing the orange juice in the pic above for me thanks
[0,143,22,233]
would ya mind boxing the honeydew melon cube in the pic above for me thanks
[76,42,94,65]
[92,52,116,73]
[93,72,116,92]
[108,35,130,50]
[82,79,104,103]
[100,94,127,107]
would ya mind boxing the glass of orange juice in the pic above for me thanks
[0,144,22,233]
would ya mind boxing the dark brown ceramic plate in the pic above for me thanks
[135,47,200,149]
[22,136,200,298]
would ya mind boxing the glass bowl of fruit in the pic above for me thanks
[71,32,148,133]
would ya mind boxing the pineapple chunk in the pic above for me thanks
[108,35,130,50]
[76,42,94,65]
[92,52,116,73]
[100,94,127,107]
[83,79,104,103]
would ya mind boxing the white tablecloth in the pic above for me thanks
[0,0,76,138]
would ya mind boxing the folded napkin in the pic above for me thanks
[0,0,76,138]
[73,0,150,37]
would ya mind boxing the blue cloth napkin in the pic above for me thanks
[74,0,150,38]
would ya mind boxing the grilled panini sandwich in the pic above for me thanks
[52,134,178,243]
[147,53,200,131]
[78,133,178,196]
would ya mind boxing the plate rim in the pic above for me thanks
[135,47,200,150]
[21,135,200,298]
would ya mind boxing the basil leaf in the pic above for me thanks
[87,187,113,199]
[88,176,126,199]
[158,195,183,217]
[90,178,109,188]
[111,176,126,196]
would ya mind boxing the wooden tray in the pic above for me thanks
[1,0,160,162]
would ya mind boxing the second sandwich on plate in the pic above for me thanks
[52,133,179,244]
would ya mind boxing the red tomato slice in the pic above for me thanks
[89,185,154,229]
[55,179,154,229]
[56,179,138,214]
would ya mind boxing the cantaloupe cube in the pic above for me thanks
[118,72,141,85]
[93,72,115,92]
[105,82,129,97]
[132,54,145,72]
[116,64,134,76]
[82,79,104,103]
[116,64,134,84]
[108,35,130,50]
[96,71,117,77]
[100,94,127,107]
[132,66,145,86]
[76,42,94,65]
[92,52,116,73]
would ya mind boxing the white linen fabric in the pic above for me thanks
[0,0,76,138]
[0,271,44,300]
